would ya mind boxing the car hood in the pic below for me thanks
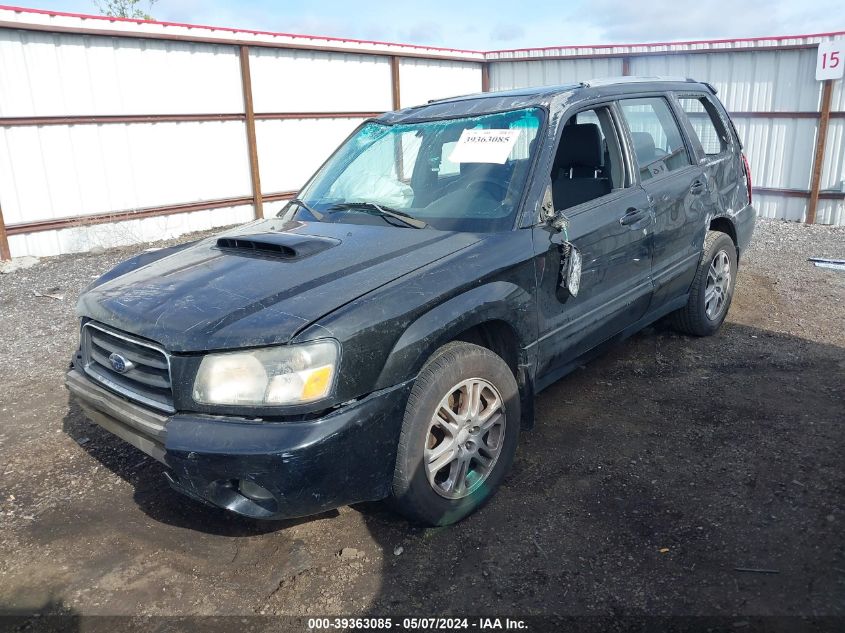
[78,218,482,352]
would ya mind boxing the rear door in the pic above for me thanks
[533,102,653,383]
[618,95,706,308]
[675,91,746,226]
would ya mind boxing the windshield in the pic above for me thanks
[285,107,544,232]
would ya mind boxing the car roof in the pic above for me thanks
[378,77,716,124]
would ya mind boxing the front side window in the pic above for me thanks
[678,96,729,156]
[291,107,544,233]
[551,105,627,211]
[619,97,691,181]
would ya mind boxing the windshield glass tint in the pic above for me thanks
[290,108,544,232]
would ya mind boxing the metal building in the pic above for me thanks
[0,6,842,259]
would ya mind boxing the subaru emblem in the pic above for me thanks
[108,353,133,374]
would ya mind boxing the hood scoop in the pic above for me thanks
[216,232,340,260]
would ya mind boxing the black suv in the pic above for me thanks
[67,78,755,526]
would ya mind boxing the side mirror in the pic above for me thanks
[542,182,582,297]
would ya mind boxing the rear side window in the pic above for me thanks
[678,96,729,156]
[619,97,691,181]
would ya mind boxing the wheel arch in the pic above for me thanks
[375,281,537,427]
[709,216,738,249]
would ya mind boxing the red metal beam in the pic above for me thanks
[4,191,297,236]
[487,44,819,63]
[754,186,844,200]
[0,112,384,127]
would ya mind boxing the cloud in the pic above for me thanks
[580,0,845,42]
[404,21,444,45]
[491,23,525,42]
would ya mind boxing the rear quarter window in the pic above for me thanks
[678,96,730,156]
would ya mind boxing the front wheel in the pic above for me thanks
[669,230,738,336]
[390,342,520,526]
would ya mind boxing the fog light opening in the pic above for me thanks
[238,479,275,502]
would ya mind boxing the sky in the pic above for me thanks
[13,0,845,50]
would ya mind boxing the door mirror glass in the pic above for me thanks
[562,243,582,297]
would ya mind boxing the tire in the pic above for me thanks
[390,342,520,526]
[669,230,738,336]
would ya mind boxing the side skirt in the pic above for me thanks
[533,294,688,395]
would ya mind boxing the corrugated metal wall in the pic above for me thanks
[489,39,845,225]
[0,13,483,258]
[0,8,842,259]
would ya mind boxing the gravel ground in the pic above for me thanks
[0,218,843,625]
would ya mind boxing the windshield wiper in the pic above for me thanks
[331,202,428,229]
[286,197,324,221]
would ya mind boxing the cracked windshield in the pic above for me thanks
[286,107,544,232]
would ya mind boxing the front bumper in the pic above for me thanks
[66,368,412,519]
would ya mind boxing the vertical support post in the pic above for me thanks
[390,56,404,180]
[807,79,833,225]
[390,56,402,110]
[239,45,264,220]
[0,202,11,261]
[481,62,490,92]
[621,56,631,76]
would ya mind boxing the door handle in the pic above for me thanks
[690,179,706,195]
[620,207,647,226]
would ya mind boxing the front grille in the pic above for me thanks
[81,322,174,413]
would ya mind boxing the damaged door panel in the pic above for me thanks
[66,78,755,526]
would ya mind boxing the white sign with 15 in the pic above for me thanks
[816,40,843,81]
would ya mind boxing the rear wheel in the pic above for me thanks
[670,230,737,336]
[390,342,520,526]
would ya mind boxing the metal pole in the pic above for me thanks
[481,62,490,92]
[239,45,264,220]
[0,202,11,261]
[807,79,833,224]
[390,56,402,110]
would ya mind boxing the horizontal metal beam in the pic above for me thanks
[754,186,844,200]
[0,19,484,63]
[0,112,382,127]
[5,191,296,236]
[730,111,845,119]
[2,110,839,128]
[255,111,382,121]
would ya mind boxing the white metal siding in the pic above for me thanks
[7,204,255,258]
[490,58,623,91]
[249,49,393,113]
[628,50,822,112]
[0,30,243,116]
[0,120,251,224]
[256,117,365,195]
[398,59,482,108]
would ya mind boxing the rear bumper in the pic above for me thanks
[734,203,756,259]
[66,368,412,520]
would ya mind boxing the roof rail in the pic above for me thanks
[579,76,697,88]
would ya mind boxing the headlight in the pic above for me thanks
[192,340,339,406]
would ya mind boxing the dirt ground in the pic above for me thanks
[0,218,843,625]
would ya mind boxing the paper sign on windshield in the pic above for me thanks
[449,129,521,165]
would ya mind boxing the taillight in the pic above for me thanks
[741,152,752,205]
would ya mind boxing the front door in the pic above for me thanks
[534,103,653,384]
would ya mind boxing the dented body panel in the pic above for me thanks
[67,79,755,520]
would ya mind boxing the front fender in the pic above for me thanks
[374,280,536,391]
